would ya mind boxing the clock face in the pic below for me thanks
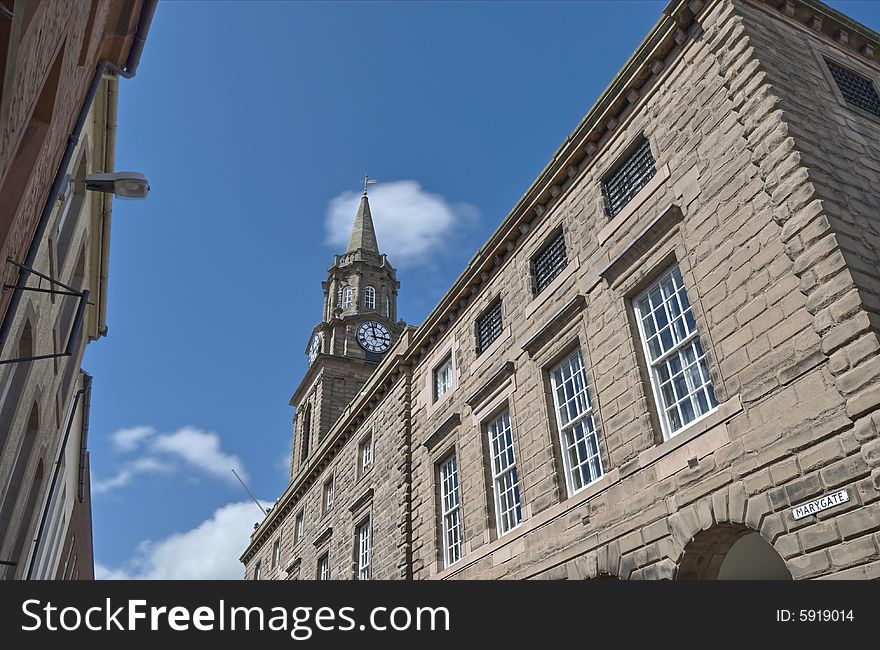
[356,321,392,354]
[308,333,322,365]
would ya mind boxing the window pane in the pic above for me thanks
[532,230,568,295]
[826,59,880,117]
[434,356,453,401]
[487,410,522,535]
[636,267,719,438]
[439,453,462,566]
[476,300,503,354]
[549,349,605,496]
[358,520,371,580]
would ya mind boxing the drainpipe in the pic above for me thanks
[96,76,118,338]
[25,373,91,579]
[0,0,157,350]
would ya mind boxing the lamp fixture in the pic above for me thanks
[85,171,150,199]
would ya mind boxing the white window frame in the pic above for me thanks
[356,518,372,580]
[323,477,334,514]
[341,286,353,310]
[294,511,304,544]
[439,452,462,567]
[359,435,373,475]
[633,266,719,440]
[364,286,376,310]
[253,561,261,580]
[317,554,329,580]
[549,349,604,497]
[433,354,454,402]
[486,409,522,537]
[271,537,281,569]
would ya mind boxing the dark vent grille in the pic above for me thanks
[476,300,503,354]
[532,230,568,295]
[826,59,880,117]
[602,137,656,218]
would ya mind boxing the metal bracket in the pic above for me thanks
[0,258,89,365]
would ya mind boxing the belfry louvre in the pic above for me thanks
[242,0,880,581]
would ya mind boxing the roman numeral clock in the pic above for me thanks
[356,320,392,354]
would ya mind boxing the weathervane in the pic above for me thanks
[362,175,377,195]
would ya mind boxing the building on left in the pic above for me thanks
[0,0,156,580]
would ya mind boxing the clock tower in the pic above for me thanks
[288,185,403,480]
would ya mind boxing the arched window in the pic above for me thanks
[300,404,312,463]
[364,286,376,310]
[8,458,44,580]
[0,402,40,551]
[0,321,34,459]
[56,154,88,270]
[341,286,353,310]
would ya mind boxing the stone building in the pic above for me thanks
[241,0,880,581]
[0,0,155,579]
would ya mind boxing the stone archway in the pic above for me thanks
[676,523,791,580]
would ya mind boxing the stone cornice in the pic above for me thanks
[289,352,376,407]
[396,0,880,380]
[753,0,880,61]
[397,1,700,373]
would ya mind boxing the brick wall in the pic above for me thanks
[0,1,115,327]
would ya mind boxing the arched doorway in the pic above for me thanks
[677,523,791,580]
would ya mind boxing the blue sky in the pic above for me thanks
[86,1,880,578]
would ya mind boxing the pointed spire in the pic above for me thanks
[346,188,379,254]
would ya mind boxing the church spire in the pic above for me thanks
[346,178,379,254]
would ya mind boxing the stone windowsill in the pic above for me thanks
[430,393,742,580]
[469,325,512,375]
[597,163,671,247]
[525,256,581,320]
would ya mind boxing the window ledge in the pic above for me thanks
[598,203,683,286]
[349,487,374,515]
[636,394,742,471]
[422,412,461,451]
[312,526,332,548]
[597,163,670,247]
[430,394,743,580]
[356,465,374,485]
[525,256,581,320]
[470,325,511,374]
[520,294,586,357]
[465,361,515,409]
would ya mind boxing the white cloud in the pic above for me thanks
[275,451,290,474]
[150,426,247,484]
[110,426,156,452]
[93,425,246,494]
[325,180,478,267]
[92,457,172,494]
[95,500,270,580]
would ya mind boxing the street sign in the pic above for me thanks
[791,489,850,520]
